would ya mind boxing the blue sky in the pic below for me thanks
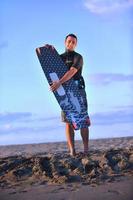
[0,0,133,145]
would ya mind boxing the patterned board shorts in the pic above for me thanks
[61,88,91,126]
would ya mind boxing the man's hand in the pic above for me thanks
[45,44,54,50]
[50,81,61,92]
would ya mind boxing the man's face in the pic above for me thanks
[65,36,77,51]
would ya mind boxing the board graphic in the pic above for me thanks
[36,45,90,130]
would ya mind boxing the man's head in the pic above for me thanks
[65,34,77,51]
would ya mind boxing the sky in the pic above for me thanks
[0,0,133,145]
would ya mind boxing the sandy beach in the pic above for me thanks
[0,136,133,200]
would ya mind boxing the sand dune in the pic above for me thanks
[0,137,133,200]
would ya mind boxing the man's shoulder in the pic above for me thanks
[60,51,83,57]
[74,51,83,58]
[60,51,67,58]
[60,52,65,57]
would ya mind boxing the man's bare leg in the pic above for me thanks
[80,128,89,155]
[65,123,75,156]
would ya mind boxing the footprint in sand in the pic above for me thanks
[19,190,28,193]
[108,189,120,195]
[9,191,17,195]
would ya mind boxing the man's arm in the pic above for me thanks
[50,67,78,92]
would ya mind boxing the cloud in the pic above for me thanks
[89,73,133,85]
[91,108,133,125]
[84,0,133,14]
[0,112,61,127]
[0,106,133,136]
[0,122,63,135]
[0,112,32,123]
[0,112,62,135]
[37,116,60,122]
[114,104,133,110]
[0,108,132,145]
[0,125,58,134]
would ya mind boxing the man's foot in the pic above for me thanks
[83,149,89,156]
[69,148,76,156]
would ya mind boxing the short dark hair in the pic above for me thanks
[65,33,77,41]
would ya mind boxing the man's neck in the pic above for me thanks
[65,48,75,53]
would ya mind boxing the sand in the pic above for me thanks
[0,137,133,200]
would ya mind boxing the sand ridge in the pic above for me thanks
[0,137,133,200]
[0,137,133,188]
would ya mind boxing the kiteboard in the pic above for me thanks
[36,45,90,130]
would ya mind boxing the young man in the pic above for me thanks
[50,34,91,156]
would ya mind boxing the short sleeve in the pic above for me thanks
[72,54,83,70]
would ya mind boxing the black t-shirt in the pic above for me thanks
[60,50,83,80]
